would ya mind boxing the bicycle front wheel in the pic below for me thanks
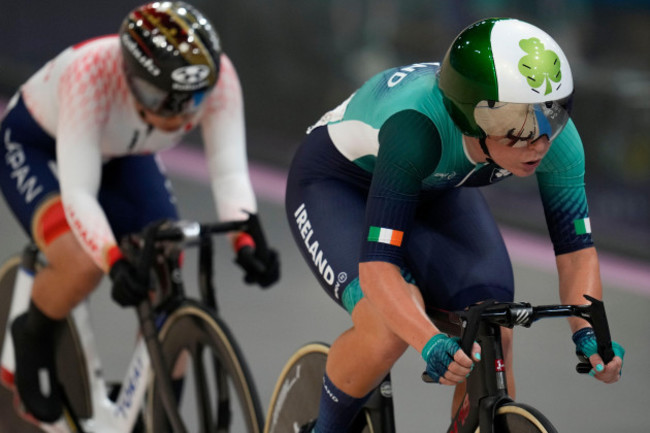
[145,301,263,433]
[476,402,558,433]
[264,342,377,433]
[264,342,328,433]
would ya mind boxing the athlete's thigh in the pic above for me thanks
[405,188,514,311]
[98,154,179,240]
[286,174,366,309]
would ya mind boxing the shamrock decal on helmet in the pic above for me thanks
[438,18,574,138]
[518,38,562,96]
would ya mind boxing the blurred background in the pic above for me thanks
[0,0,649,259]
[0,2,649,432]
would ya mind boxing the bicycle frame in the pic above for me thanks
[356,298,615,433]
[444,316,512,433]
[436,299,614,433]
[0,215,269,433]
[1,245,154,433]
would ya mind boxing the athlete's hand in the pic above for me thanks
[422,333,481,385]
[234,231,280,288]
[236,245,280,287]
[572,327,625,383]
[109,258,149,307]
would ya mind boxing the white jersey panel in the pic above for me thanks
[201,55,257,222]
[326,121,379,162]
[18,36,255,270]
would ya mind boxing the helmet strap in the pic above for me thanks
[479,137,495,164]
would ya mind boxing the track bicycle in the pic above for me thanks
[0,214,270,433]
[264,296,616,433]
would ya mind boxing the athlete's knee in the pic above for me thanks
[351,298,409,365]
[360,330,407,371]
[40,233,104,295]
[373,335,408,369]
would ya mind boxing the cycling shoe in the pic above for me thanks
[11,312,63,423]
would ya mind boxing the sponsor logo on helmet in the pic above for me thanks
[518,38,562,96]
[171,65,212,91]
[121,34,161,77]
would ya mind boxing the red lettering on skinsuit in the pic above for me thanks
[67,207,100,253]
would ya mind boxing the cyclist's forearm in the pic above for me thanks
[359,261,439,352]
[556,247,603,332]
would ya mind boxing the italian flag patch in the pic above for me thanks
[574,218,591,235]
[368,226,404,247]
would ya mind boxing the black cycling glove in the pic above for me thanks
[234,234,280,288]
[109,258,149,307]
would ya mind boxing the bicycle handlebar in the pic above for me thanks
[130,214,271,274]
[431,295,615,375]
[147,217,261,246]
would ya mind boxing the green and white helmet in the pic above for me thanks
[438,18,574,142]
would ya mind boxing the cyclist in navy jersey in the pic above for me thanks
[0,1,279,423]
[285,18,625,433]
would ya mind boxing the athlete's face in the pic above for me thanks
[135,102,193,132]
[485,135,551,177]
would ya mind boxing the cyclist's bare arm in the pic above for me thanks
[556,247,622,383]
[360,262,436,351]
[557,247,602,331]
[359,261,479,384]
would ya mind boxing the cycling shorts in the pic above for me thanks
[285,126,514,313]
[0,93,178,246]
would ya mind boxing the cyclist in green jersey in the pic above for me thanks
[284,18,625,433]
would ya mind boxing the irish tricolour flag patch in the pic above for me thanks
[574,218,591,235]
[368,226,404,247]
